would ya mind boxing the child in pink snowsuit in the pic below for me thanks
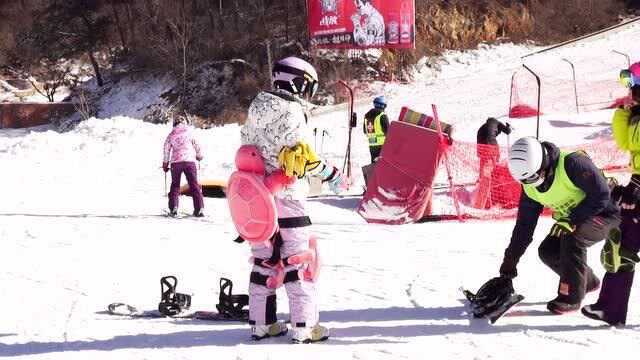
[162,115,204,217]
[240,57,344,343]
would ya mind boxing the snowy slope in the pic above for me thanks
[2,22,640,360]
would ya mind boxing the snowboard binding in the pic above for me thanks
[158,275,192,316]
[216,277,249,320]
[463,276,524,323]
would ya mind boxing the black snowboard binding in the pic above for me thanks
[216,277,249,320]
[464,276,524,323]
[158,275,192,316]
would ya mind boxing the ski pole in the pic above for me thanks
[164,172,167,197]
[313,128,318,151]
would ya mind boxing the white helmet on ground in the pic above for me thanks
[508,137,546,186]
[272,56,319,98]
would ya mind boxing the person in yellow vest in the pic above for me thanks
[363,96,389,163]
[469,137,620,317]
[582,62,640,326]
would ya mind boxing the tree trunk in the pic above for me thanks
[88,51,104,87]
[143,0,159,33]
[111,2,128,50]
[125,2,137,45]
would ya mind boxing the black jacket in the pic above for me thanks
[363,108,389,137]
[501,142,618,274]
[477,118,511,146]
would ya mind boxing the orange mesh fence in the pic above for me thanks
[431,139,629,220]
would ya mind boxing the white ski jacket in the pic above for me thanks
[240,89,314,200]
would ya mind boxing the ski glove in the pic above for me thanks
[472,276,514,307]
[620,176,640,210]
[318,165,345,194]
[600,227,640,273]
[550,219,574,238]
[499,257,518,279]
[162,162,169,172]
[278,142,321,178]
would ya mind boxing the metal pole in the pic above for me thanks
[522,16,640,60]
[508,71,517,118]
[522,64,541,139]
[338,80,354,182]
[612,50,631,68]
[561,58,579,114]
[432,104,462,222]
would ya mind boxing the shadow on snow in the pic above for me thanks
[2,305,614,356]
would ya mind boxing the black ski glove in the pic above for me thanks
[499,257,518,279]
[620,175,640,209]
[504,122,512,135]
[472,276,514,306]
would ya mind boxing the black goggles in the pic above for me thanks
[521,170,543,185]
[273,63,318,96]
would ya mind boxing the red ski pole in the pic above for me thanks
[432,104,463,222]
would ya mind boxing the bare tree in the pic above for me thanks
[12,59,78,102]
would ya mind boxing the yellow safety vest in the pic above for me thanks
[523,151,586,220]
[612,107,640,174]
[366,112,386,147]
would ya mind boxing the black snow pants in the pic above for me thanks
[538,214,621,303]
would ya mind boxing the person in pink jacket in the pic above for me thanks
[162,114,204,217]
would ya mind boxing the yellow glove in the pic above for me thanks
[278,142,321,178]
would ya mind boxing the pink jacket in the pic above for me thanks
[163,124,202,163]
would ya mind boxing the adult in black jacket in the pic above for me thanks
[473,118,512,208]
[477,117,512,147]
[475,137,620,315]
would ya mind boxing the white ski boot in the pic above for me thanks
[251,321,288,341]
[291,324,330,344]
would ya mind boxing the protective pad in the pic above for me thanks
[227,171,277,243]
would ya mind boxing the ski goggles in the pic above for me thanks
[273,63,319,97]
[520,170,545,186]
[620,69,639,88]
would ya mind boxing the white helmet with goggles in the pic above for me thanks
[508,137,548,186]
[272,57,319,98]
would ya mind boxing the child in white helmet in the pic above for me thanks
[240,56,343,343]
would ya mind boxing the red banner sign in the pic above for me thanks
[307,0,415,49]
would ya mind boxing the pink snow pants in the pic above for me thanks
[248,198,318,327]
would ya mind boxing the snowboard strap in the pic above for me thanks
[216,277,249,319]
[259,216,312,267]
[232,216,311,245]
[158,276,192,316]
[250,269,301,286]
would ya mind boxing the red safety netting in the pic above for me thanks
[430,139,629,220]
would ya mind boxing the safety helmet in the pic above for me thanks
[619,62,640,89]
[508,137,547,186]
[373,96,387,109]
[272,57,319,98]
